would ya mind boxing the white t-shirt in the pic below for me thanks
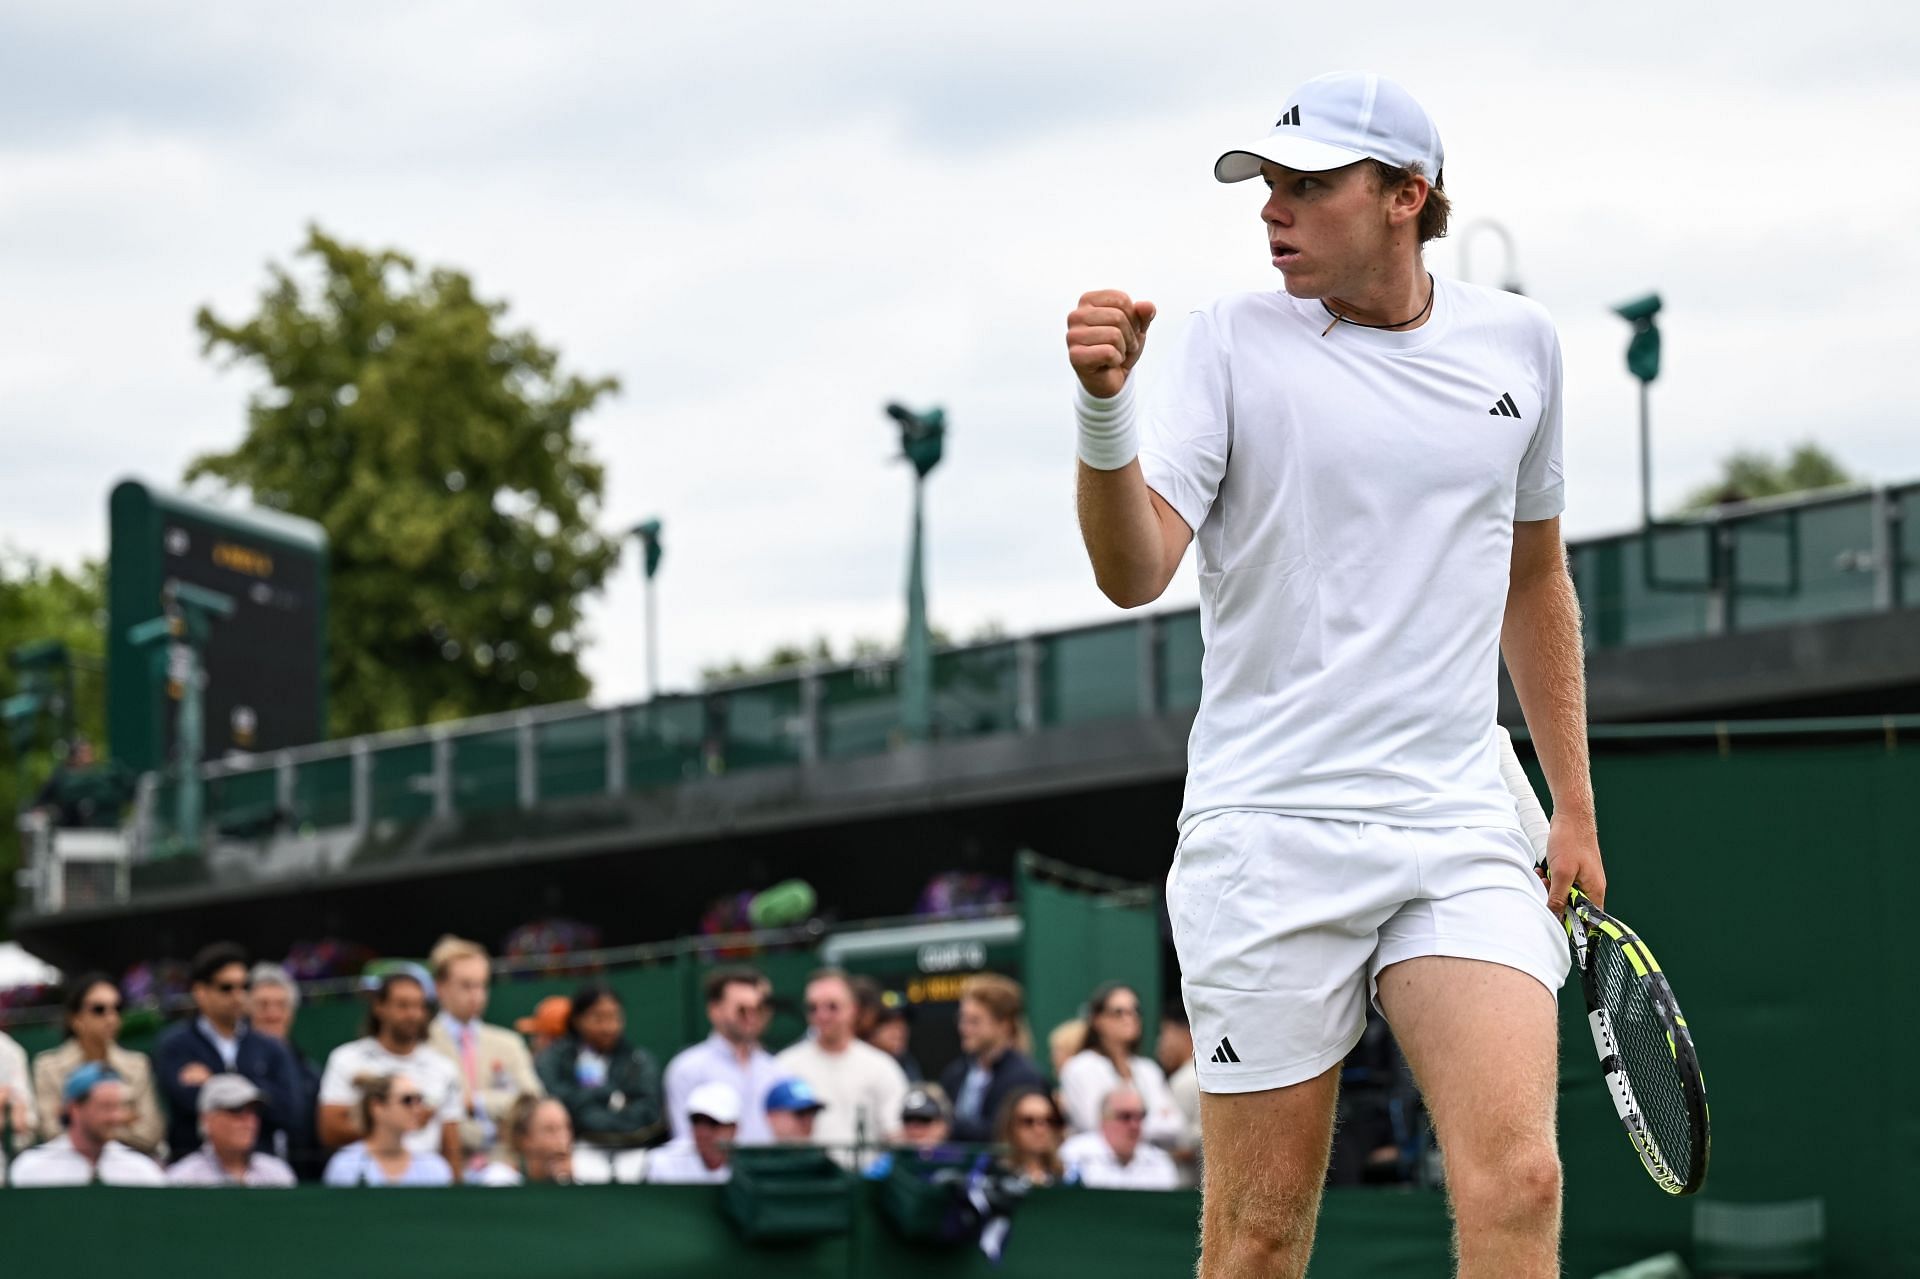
[774,1037,908,1163]
[166,1147,299,1187]
[1135,278,1565,833]
[7,1134,167,1187]
[1059,1131,1180,1191]
[318,1037,463,1157]
[1057,1051,1186,1151]
[643,1138,730,1185]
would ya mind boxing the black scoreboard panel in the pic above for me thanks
[108,481,328,774]
[158,510,325,761]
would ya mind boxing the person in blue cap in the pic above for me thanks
[763,1077,825,1144]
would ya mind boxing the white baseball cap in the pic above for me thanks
[1215,72,1443,185]
[686,1081,742,1125]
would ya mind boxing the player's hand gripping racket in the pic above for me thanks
[1496,729,1711,1196]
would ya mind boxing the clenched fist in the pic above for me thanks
[1066,290,1157,399]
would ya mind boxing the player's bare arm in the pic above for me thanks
[1066,290,1190,607]
[1501,515,1605,912]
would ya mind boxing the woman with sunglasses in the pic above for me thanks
[322,1072,454,1186]
[1057,982,1185,1151]
[31,972,165,1156]
[992,1085,1067,1187]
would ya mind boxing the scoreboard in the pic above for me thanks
[107,480,329,774]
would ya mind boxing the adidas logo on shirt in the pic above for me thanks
[1208,1037,1242,1064]
[1489,392,1521,418]
[1274,105,1302,127]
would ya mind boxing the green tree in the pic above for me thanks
[700,621,1007,685]
[0,556,107,933]
[189,228,623,736]
[1677,443,1858,514]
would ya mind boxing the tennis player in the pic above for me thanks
[1066,71,1605,1277]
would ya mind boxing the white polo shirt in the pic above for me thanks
[318,1037,463,1157]
[643,1138,730,1185]
[1135,277,1565,834]
[1059,1132,1180,1191]
[7,1134,167,1187]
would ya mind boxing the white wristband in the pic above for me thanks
[1074,380,1139,471]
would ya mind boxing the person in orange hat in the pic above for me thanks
[515,997,571,1059]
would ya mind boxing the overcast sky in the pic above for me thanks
[4,2,1916,706]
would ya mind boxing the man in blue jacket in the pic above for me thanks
[153,942,299,1162]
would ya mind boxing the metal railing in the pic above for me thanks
[41,479,1920,891]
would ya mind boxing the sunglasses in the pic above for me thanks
[902,1115,941,1126]
[215,1105,261,1118]
[1110,1110,1147,1123]
[1015,1114,1062,1129]
[85,1002,122,1016]
[214,981,252,995]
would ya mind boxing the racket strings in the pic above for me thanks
[1592,937,1698,1185]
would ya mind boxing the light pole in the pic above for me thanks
[632,519,664,699]
[1612,294,1664,527]
[1458,219,1524,294]
[884,402,946,743]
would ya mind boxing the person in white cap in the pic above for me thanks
[166,1074,298,1187]
[643,1081,739,1185]
[1066,70,1602,1277]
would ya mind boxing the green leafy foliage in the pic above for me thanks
[1676,443,1858,515]
[0,557,107,934]
[699,620,1008,685]
[189,228,623,735]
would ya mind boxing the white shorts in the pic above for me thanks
[1166,809,1571,1095]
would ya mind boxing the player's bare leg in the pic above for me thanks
[1195,1064,1338,1279]
[1377,956,1561,1278]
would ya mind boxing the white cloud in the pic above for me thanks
[2,1,1916,710]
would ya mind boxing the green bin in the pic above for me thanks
[722,1146,854,1242]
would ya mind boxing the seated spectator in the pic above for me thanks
[643,1082,738,1185]
[993,1086,1067,1187]
[941,974,1046,1144]
[166,1074,297,1187]
[1046,1018,1084,1078]
[8,1063,166,1187]
[898,1084,952,1150]
[1058,983,1185,1154]
[32,972,165,1157]
[514,997,571,1060]
[775,969,908,1167]
[322,1072,455,1187]
[1157,1004,1202,1186]
[247,961,324,1177]
[1,1026,36,1178]
[763,1078,825,1144]
[866,995,924,1083]
[474,1096,575,1186]
[317,973,463,1176]
[154,943,300,1163]
[663,966,779,1144]
[425,936,542,1172]
[535,984,664,1151]
[1059,1085,1179,1191]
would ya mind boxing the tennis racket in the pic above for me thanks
[1496,729,1711,1196]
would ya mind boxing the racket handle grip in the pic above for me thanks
[1497,727,1553,861]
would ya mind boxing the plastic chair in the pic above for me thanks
[1692,1198,1825,1276]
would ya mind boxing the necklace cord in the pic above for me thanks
[1320,273,1435,336]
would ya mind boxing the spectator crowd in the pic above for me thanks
[0,937,1240,1194]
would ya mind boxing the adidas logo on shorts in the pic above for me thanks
[1209,1037,1242,1064]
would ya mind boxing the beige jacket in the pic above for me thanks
[31,1039,166,1157]
[425,1017,542,1157]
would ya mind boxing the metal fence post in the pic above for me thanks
[351,742,372,838]
[432,733,454,820]
[1138,615,1161,718]
[1015,638,1041,734]
[605,707,628,797]
[517,714,538,811]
